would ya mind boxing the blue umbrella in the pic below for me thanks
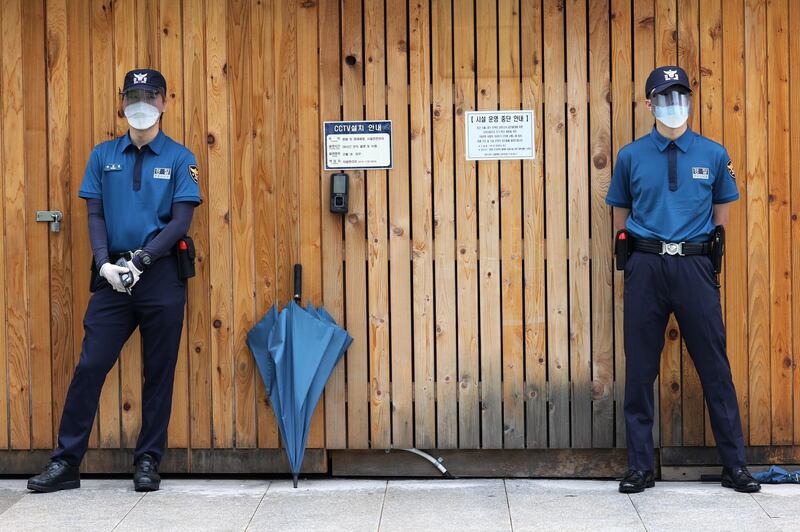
[753,466,800,484]
[246,265,352,487]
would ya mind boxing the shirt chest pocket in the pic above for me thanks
[151,167,173,181]
[686,169,714,206]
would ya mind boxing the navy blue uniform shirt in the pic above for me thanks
[606,127,739,242]
[79,130,201,253]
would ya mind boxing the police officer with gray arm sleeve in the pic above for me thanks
[27,69,201,493]
[607,66,759,494]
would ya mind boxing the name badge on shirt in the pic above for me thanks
[691,167,709,180]
[103,163,122,171]
[153,168,172,180]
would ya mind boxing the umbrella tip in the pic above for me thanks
[292,473,299,488]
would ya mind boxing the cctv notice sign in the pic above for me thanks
[324,120,393,171]
[465,110,535,161]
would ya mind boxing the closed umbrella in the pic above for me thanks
[246,265,352,487]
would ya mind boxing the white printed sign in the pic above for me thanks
[324,120,393,170]
[465,110,535,161]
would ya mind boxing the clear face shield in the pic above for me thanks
[650,89,691,129]
[122,89,163,130]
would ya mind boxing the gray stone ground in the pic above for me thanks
[0,477,798,531]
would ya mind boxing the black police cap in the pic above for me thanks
[645,66,692,98]
[122,69,167,94]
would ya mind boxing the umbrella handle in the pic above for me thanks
[293,264,302,303]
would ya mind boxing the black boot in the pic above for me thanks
[721,466,761,493]
[134,453,161,492]
[27,459,80,493]
[618,469,655,493]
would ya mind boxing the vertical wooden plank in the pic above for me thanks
[251,0,279,449]
[453,0,480,449]
[766,0,792,444]
[183,0,212,450]
[273,0,298,314]
[655,0,678,62]
[386,0,413,449]
[611,0,633,449]
[408,0,435,448]
[566,0,591,449]
[634,0,660,446]
[68,0,94,449]
[432,0,458,449]
[699,0,723,446]
[228,0,256,449]
[0,0,9,450]
[341,0,369,449]
[654,0,680,448]
[90,0,120,449]
[113,0,143,450]
[23,0,54,448]
[206,0,233,449]
[364,0,391,450]
[745,0,770,445]
[521,0,547,449]
[296,0,322,316]
[544,0,569,448]
[160,0,190,450]
[137,0,159,67]
[791,0,800,445]
[2,0,31,450]
[498,0,524,450]
[296,0,325,450]
[476,0,502,450]
[590,0,614,448]
[47,0,76,447]
[319,0,346,450]
[677,0,705,447]
[722,0,749,444]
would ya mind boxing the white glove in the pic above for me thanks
[123,259,143,290]
[99,263,131,293]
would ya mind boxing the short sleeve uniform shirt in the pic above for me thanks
[79,130,201,253]
[606,127,739,242]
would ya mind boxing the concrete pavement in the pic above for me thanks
[0,477,798,531]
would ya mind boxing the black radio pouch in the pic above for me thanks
[176,235,196,279]
[615,229,631,271]
[710,225,725,274]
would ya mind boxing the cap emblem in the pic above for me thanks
[663,69,679,80]
[133,72,148,84]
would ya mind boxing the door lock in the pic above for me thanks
[36,210,63,233]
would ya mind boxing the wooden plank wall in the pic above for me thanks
[0,0,799,466]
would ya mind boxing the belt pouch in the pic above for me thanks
[176,236,196,279]
[615,230,630,271]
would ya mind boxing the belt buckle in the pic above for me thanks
[660,241,685,256]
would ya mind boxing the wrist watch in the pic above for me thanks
[135,250,153,269]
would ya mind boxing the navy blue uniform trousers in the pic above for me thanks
[53,255,186,466]
[624,251,746,471]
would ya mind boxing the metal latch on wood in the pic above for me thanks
[36,210,63,233]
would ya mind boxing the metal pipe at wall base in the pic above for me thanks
[392,448,454,479]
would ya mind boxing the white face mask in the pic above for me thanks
[651,90,691,129]
[653,105,690,128]
[124,102,161,130]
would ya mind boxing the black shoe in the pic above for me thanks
[134,453,161,492]
[27,459,80,493]
[722,466,761,493]
[619,469,655,493]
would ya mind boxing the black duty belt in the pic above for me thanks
[632,238,712,256]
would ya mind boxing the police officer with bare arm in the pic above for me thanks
[28,69,201,493]
[606,66,759,494]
